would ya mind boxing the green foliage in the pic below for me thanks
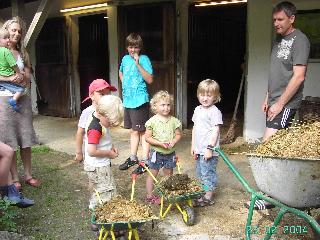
[0,198,17,232]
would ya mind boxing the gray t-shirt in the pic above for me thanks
[268,29,310,109]
[192,105,223,156]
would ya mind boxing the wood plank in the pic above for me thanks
[24,0,53,49]
[11,0,25,20]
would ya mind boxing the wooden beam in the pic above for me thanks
[24,0,53,49]
[11,0,25,20]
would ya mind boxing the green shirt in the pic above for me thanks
[0,47,16,77]
[145,115,182,154]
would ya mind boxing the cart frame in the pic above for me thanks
[213,147,320,240]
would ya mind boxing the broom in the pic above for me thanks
[221,71,245,144]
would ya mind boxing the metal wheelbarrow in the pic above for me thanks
[92,177,157,240]
[210,147,320,240]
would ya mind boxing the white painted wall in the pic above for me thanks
[244,0,320,141]
[107,6,119,96]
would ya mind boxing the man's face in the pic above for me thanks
[273,10,295,36]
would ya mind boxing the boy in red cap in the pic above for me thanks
[75,79,117,162]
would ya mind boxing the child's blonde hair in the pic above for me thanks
[96,95,124,126]
[150,90,174,114]
[0,28,9,39]
[197,79,221,104]
[126,33,143,49]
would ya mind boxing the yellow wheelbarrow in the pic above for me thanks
[139,157,205,226]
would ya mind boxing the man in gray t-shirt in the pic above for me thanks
[262,1,310,141]
[245,2,310,211]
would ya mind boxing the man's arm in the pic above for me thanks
[267,65,307,121]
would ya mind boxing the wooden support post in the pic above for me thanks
[11,0,25,20]
[24,0,53,49]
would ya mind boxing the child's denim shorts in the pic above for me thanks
[147,149,176,170]
[195,155,218,191]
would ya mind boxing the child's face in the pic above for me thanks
[127,45,141,58]
[156,98,171,117]
[198,92,215,108]
[90,88,111,105]
[99,114,110,128]
[0,36,10,48]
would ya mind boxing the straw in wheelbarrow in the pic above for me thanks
[94,196,154,223]
[254,121,320,159]
[157,174,203,198]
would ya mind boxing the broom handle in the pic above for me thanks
[232,72,245,121]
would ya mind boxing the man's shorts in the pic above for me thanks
[147,149,176,170]
[266,108,296,130]
[124,103,149,132]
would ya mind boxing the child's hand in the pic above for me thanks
[168,140,176,148]
[133,53,139,63]
[111,145,118,154]
[190,146,194,156]
[74,153,83,163]
[204,148,213,160]
[161,142,170,149]
[109,148,119,159]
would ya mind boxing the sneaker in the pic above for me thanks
[8,98,20,112]
[244,199,275,210]
[132,163,148,175]
[90,223,99,232]
[119,157,138,170]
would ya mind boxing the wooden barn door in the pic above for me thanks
[35,17,70,117]
[78,14,109,110]
[118,2,176,110]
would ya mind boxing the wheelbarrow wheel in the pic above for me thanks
[181,205,195,226]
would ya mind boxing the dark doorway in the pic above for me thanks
[118,2,176,112]
[78,14,109,110]
[188,4,247,125]
[35,17,70,117]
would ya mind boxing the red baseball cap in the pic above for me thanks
[82,79,117,103]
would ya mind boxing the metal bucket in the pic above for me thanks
[248,155,320,208]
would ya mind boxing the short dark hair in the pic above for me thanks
[273,1,297,17]
[126,33,143,49]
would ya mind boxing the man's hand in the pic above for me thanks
[267,102,284,121]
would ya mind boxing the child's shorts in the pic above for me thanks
[147,149,176,170]
[124,103,149,132]
[85,165,117,210]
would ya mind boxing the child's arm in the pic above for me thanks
[204,125,220,160]
[119,70,123,82]
[87,144,119,159]
[136,63,153,84]
[168,128,182,148]
[133,55,153,84]
[191,128,195,156]
[145,128,169,149]
[75,127,85,162]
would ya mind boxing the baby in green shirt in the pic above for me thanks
[0,28,24,111]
